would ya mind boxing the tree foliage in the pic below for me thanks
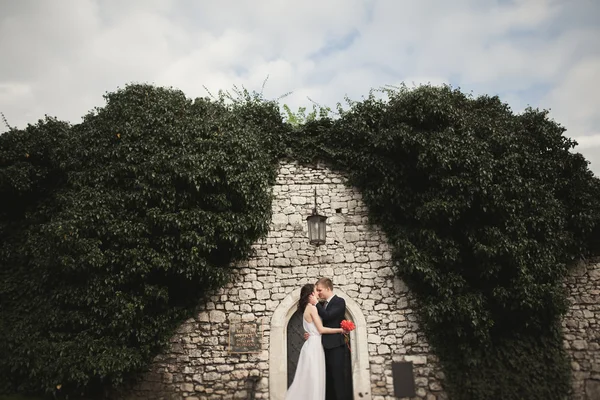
[0,85,286,397]
[1,83,599,399]
[281,104,331,127]
[289,84,600,399]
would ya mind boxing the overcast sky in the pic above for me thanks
[1,0,599,174]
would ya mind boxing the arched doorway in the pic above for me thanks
[270,288,371,400]
[286,309,305,387]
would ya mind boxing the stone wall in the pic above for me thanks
[117,161,446,400]
[563,259,600,400]
[116,159,600,400]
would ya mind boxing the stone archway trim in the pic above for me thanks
[269,288,371,400]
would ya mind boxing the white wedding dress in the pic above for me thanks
[285,315,326,400]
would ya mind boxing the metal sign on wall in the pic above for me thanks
[392,361,416,398]
[229,321,262,353]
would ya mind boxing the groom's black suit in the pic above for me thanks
[317,295,353,400]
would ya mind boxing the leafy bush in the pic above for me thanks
[289,85,600,399]
[0,117,71,243]
[2,83,599,399]
[0,85,286,397]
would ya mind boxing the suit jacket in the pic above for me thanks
[317,294,346,349]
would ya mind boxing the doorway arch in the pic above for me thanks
[269,288,371,400]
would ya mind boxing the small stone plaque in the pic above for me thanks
[229,321,262,353]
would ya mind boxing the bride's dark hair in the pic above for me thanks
[298,283,315,312]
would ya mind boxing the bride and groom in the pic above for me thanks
[285,277,353,400]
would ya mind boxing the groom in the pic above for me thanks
[310,277,353,400]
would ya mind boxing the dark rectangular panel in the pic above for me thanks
[392,361,416,398]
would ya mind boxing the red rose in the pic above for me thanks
[340,320,356,332]
[340,320,355,352]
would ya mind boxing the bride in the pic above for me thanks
[285,283,346,400]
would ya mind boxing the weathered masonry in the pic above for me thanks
[118,161,600,400]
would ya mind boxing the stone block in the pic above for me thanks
[252,280,263,290]
[290,196,306,205]
[413,376,428,387]
[253,303,266,312]
[573,340,588,350]
[271,213,288,225]
[272,257,291,267]
[238,289,255,301]
[209,310,226,323]
[181,383,194,392]
[334,253,345,263]
[383,336,396,345]
[393,277,409,292]
[256,289,270,300]
[405,355,427,365]
[378,344,391,354]
[589,268,600,280]
[402,333,417,345]
[288,214,302,225]
[586,379,600,400]
[203,372,221,381]
[345,232,360,242]
[368,334,382,344]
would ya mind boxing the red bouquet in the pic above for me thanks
[340,320,356,332]
[340,320,355,352]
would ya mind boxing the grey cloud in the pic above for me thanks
[0,0,598,174]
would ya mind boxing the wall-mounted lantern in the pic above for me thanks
[306,189,327,246]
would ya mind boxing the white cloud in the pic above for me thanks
[0,0,599,174]
[543,57,600,136]
[573,135,600,149]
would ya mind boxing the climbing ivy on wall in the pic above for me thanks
[0,85,287,397]
[289,85,600,400]
[1,83,599,399]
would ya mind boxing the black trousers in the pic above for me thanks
[324,344,353,400]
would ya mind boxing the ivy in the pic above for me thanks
[1,83,599,399]
[288,85,600,400]
[0,85,286,397]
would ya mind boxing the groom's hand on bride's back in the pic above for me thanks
[303,332,310,341]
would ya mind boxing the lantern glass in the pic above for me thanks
[307,214,327,246]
